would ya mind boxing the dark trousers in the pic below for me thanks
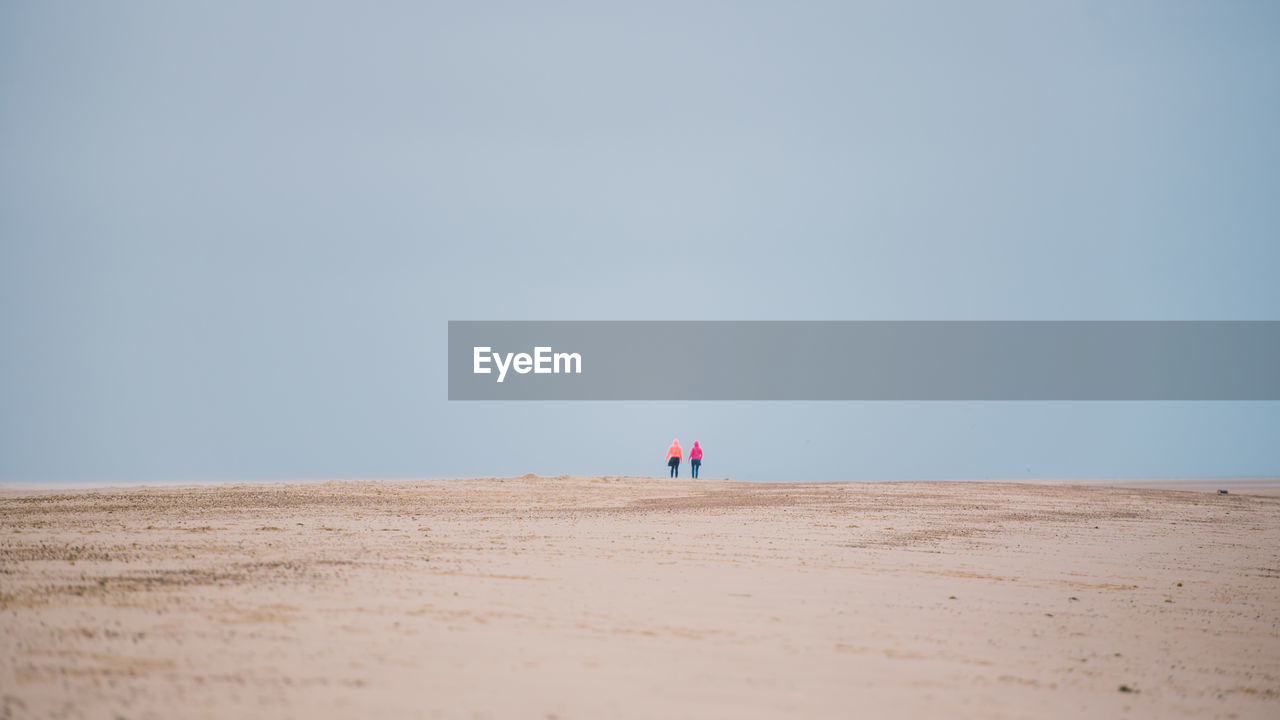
[668,457,680,477]
[691,459,701,478]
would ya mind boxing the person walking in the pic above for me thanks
[666,439,682,478]
[689,441,703,478]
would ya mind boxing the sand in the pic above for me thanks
[1,478,1277,719]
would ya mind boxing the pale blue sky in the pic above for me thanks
[2,1,1278,482]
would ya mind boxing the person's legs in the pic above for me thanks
[692,460,700,478]
[674,460,679,478]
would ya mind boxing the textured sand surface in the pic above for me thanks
[2,478,1278,719]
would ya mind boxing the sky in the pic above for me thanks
[2,1,1278,483]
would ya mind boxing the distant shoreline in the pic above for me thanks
[2,475,1278,497]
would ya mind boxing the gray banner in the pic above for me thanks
[448,321,1280,400]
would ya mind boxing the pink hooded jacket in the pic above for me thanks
[690,442,703,460]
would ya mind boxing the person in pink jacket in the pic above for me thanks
[689,441,703,478]
[666,439,682,478]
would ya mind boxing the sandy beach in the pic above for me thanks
[2,477,1277,719]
